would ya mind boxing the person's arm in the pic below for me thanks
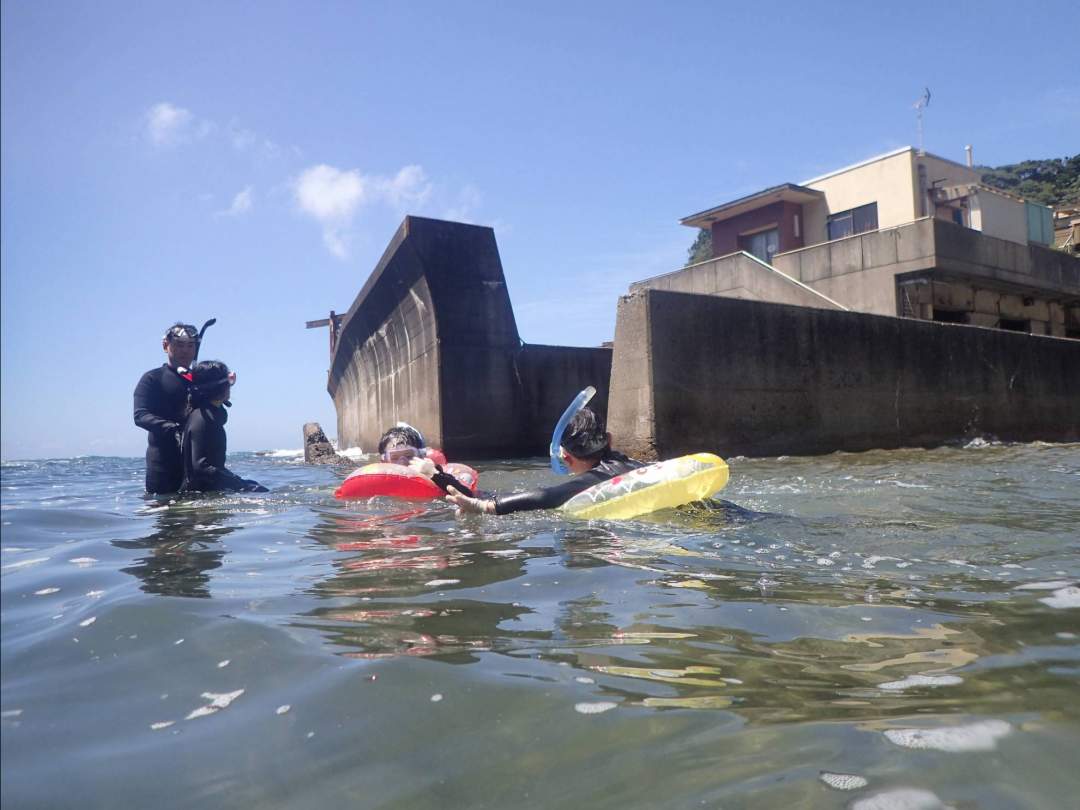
[447,473,601,516]
[133,371,180,438]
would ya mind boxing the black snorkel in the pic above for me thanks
[194,318,216,363]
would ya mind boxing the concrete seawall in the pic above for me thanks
[328,217,611,458]
[607,289,1080,460]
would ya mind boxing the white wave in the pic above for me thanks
[337,446,366,460]
[263,449,304,459]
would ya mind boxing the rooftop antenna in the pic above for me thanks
[913,87,931,155]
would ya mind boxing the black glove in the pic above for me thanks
[169,423,183,451]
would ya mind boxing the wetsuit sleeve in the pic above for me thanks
[494,472,603,515]
[133,370,180,437]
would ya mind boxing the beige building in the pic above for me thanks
[641,147,1079,338]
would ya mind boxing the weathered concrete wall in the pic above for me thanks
[329,216,610,458]
[632,251,846,310]
[607,289,1080,460]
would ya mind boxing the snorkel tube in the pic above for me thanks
[194,318,216,363]
[550,386,596,475]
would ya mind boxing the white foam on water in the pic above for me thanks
[86,590,104,598]
[275,705,291,715]
[185,689,245,720]
[575,676,595,684]
[851,787,949,810]
[878,674,963,691]
[33,587,60,595]
[78,616,96,628]
[263,449,304,458]
[425,579,460,587]
[1057,632,1077,639]
[150,721,175,730]
[3,557,50,571]
[217,659,230,668]
[1012,580,1074,591]
[884,719,1011,752]
[574,701,617,715]
[816,558,835,566]
[430,694,443,702]
[819,772,868,790]
[1039,586,1080,609]
[69,557,97,567]
[174,638,184,645]
[2,547,32,553]
[1,709,23,719]
[338,446,366,460]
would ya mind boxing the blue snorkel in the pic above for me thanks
[550,386,596,475]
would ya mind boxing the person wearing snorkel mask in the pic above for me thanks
[134,323,202,494]
[179,360,267,493]
[445,407,643,515]
[377,424,476,496]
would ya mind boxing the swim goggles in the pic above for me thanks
[165,324,201,343]
[382,445,421,465]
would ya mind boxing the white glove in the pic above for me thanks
[445,486,496,515]
[407,456,437,478]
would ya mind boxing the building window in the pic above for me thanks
[997,318,1029,333]
[933,309,968,324]
[827,202,878,241]
[739,227,779,263]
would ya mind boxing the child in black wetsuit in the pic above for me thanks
[180,361,267,494]
[377,424,475,496]
[445,407,643,515]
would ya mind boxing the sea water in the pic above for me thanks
[2,443,1078,809]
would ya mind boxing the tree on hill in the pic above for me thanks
[978,155,1079,209]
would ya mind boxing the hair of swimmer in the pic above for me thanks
[377,425,425,455]
[188,360,232,406]
[560,407,610,462]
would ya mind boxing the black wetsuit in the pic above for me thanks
[180,404,266,493]
[134,364,191,494]
[494,450,644,515]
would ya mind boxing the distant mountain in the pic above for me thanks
[979,155,1080,210]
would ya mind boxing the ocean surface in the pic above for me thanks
[2,443,1078,809]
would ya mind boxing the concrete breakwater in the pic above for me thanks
[324,217,610,458]
[607,290,1080,460]
[320,216,1079,461]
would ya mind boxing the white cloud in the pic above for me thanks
[145,102,194,146]
[294,164,366,258]
[374,165,432,208]
[217,186,254,217]
[443,185,482,223]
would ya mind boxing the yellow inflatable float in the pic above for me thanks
[559,453,730,520]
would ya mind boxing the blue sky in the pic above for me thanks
[2,0,1076,459]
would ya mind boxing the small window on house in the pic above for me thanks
[933,309,968,324]
[828,202,878,240]
[997,318,1029,333]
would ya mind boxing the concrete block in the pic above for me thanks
[829,237,864,276]
[862,229,899,269]
[973,289,1000,314]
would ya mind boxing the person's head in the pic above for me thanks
[378,424,424,465]
[162,323,199,370]
[560,407,610,473]
[188,360,235,407]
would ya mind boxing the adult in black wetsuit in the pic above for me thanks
[179,361,267,493]
[133,323,200,494]
[445,407,643,515]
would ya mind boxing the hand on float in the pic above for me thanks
[407,456,437,478]
[445,485,495,515]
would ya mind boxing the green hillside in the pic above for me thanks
[978,155,1080,209]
